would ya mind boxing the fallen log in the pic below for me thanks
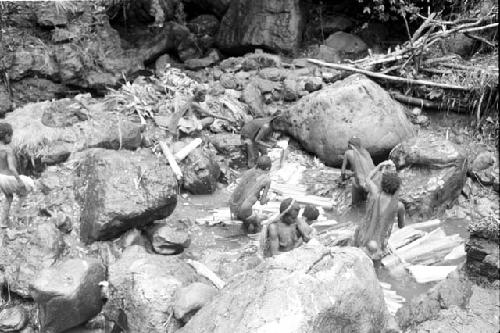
[390,92,469,113]
[307,59,471,91]
[159,141,183,180]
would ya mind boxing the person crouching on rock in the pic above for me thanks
[229,155,272,233]
[240,115,281,169]
[264,198,313,258]
[354,161,406,260]
[341,136,375,206]
[0,123,35,228]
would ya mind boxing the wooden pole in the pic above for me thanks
[307,59,471,91]
[159,141,183,180]
[173,138,202,161]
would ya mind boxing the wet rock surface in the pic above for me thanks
[279,74,415,166]
[390,133,467,218]
[180,244,389,333]
[31,258,106,333]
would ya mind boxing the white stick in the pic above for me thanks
[159,141,183,180]
[185,259,226,289]
[174,138,203,161]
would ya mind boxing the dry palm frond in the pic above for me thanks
[104,66,199,119]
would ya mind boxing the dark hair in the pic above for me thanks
[348,136,362,149]
[0,123,13,141]
[381,172,401,195]
[256,155,272,170]
[302,204,319,221]
[280,197,298,214]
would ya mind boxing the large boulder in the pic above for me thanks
[324,31,369,59]
[179,244,389,333]
[216,0,303,54]
[31,258,106,333]
[177,146,221,195]
[208,133,246,168]
[103,246,210,333]
[74,148,178,243]
[6,98,142,169]
[278,74,415,166]
[0,220,65,298]
[389,133,467,218]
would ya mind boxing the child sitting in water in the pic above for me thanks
[302,204,320,225]
[0,123,35,228]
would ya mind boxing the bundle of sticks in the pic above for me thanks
[309,9,498,115]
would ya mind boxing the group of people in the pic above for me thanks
[230,117,406,263]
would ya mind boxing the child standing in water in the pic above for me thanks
[0,123,33,228]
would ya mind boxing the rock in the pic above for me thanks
[207,133,246,168]
[6,99,142,167]
[390,133,467,218]
[242,83,264,116]
[179,244,389,333]
[174,282,218,323]
[0,220,65,298]
[443,33,478,58]
[325,31,368,59]
[7,46,59,81]
[0,85,12,116]
[220,73,241,90]
[184,50,220,70]
[466,237,499,280]
[219,57,244,72]
[303,76,323,92]
[283,78,301,101]
[278,74,414,166]
[74,148,178,243]
[241,51,281,71]
[155,54,174,74]
[52,212,73,234]
[103,246,210,333]
[178,146,221,195]
[187,15,220,37]
[181,0,231,18]
[36,3,69,27]
[0,307,28,332]
[396,270,476,330]
[258,67,285,81]
[413,115,430,126]
[305,14,354,40]
[471,151,496,172]
[31,259,106,333]
[147,219,191,255]
[217,0,303,54]
[313,44,342,63]
[358,22,389,49]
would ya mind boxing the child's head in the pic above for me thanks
[381,172,401,195]
[302,204,319,223]
[0,123,13,144]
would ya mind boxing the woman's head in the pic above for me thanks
[0,123,13,144]
[381,172,401,195]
